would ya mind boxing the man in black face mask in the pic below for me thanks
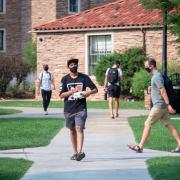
[128,58,180,153]
[59,58,98,161]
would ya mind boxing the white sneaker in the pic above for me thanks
[44,111,48,115]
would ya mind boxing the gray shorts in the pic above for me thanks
[64,109,87,129]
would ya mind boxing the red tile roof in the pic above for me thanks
[33,0,162,31]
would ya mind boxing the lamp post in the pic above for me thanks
[162,7,168,77]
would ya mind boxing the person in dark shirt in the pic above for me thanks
[59,58,98,161]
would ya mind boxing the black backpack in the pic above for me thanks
[108,68,119,84]
[163,75,174,106]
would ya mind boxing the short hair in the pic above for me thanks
[115,60,121,65]
[43,64,48,69]
[67,58,79,67]
[148,58,156,67]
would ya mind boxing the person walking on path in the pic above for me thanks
[37,64,55,115]
[128,58,180,153]
[104,60,123,119]
[59,58,98,161]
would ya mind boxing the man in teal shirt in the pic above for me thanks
[128,58,180,153]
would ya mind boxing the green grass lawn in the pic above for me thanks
[129,115,180,180]
[147,157,180,180]
[0,158,33,180]
[0,100,144,109]
[0,109,22,115]
[0,118,64,150]
[128,115,180,151]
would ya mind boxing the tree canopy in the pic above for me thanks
[141,0,180,50]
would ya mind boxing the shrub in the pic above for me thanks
[23,41,37,71]
[0,56,31,97]
[93,53,123,86]
[167,60,180,76]
[93,47,147,93]
[157,60,180,75]
[13,59,31,88]
[132,69,151,99]
[0,56,15,96]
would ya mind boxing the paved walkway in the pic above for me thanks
[0,107,179,180]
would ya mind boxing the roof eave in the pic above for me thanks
[30,25,163,33]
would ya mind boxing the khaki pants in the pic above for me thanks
[145,107,171,127]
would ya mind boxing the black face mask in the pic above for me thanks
[145,67,151,73]
[44,67,49,71]
[70,66,78,73]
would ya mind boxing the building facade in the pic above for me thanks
[0,0,116,58]
[34,0,180,100]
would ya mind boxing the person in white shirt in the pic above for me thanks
[104,61,123,118]
[37,64,55,115]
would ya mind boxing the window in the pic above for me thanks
[69,0,80,13]
[88,35,112,75]
[0,0,5,13]
[0,30,5,51]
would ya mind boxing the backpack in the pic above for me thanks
[108,68,119,84]
[163,75,174,105]
[40,72,52,85]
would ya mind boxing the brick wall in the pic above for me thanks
[0,0,57,59]
[31,0,56,27]
[56,0,90,18]
[0,0,21,57]
[35,29,180,100]
[36,32,105,100]
[1,0,116,59]
[56,0,115,18]
[114,29,180,63]
[89,0,116,8]
[21,0,32,50]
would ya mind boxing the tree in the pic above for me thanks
[0,56,31,97]
[141,0,180,47]
[0,56,15,96]
[23,41,37,71]
[141,0,180,76]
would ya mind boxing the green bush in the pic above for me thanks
[0,56,31,97]
[167,60,180,76]
[93,53,122,86]
[157,60,180,75]
[23,41,37,71]
[93,47,147,93]
[132,69,151,99]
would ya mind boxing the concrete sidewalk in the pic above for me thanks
[0,108,179,180]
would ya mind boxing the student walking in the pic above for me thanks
[59,58,98,161]
[104,61,123,119]
[128,58,180,153]
[37,64,55,115]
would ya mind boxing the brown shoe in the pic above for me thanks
[128,144,143,153]
[115,113,119,118]
[171,146,180,153]
[111,114,115,119]
[70,153,78,160]
[76,152,85,161]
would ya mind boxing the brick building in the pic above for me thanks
[0,0,116,58]
[33,0,180,100]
